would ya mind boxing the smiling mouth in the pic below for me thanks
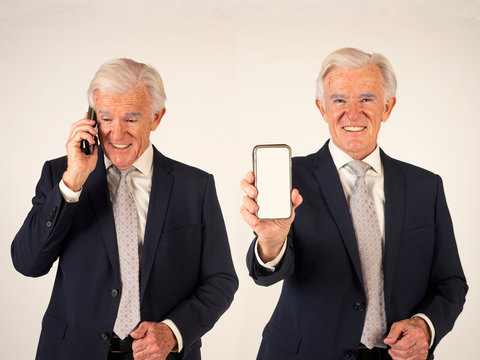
[112,144,130,149]
[343,126,366,132]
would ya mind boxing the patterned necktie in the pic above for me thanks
[112,167,141,339]
[347,160,386,349]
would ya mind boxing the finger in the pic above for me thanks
[242,195,259,214]
[384,321,404,346]
[240,204,260,228]
[72,118,97,128]
[73,131,97,146]
[131,321,150,339]
[245,171,255,184]
[388,343,427,360]
[132,339,147,355]
[240,178,257,198]
[388,339,415,354]
[132,347,148,360]
[68,122,98,143]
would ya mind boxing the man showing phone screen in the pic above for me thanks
[240,48,467,360]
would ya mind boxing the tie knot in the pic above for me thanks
[117,166,136,179]
[347,160,370,178]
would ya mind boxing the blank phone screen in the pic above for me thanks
[254,145,292,219]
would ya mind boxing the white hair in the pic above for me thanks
[316,48,397,104]
[87,58,166,115]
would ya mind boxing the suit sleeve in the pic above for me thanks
[246,231,296,287]
[165,175,238,356]
[11,160,78,277]
[415,176,468,351]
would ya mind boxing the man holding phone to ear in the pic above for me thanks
[12,58,238,360]
[240,48,467,360]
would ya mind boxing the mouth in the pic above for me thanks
[343,126,366,132]
[112,144,131,149]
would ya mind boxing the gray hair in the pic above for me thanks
[316,48,397,104]
[87,58,166,115]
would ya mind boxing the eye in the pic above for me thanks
[361,98,374,103]
[333,99,346,104]
[125,119,138,123]
[101,117,113,122]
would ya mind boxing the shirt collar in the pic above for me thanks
[328,139,382,174]
[104,142,154,175]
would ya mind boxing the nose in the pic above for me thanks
[346,102,360,121]
[110,120,126,141]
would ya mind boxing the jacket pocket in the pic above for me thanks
[263,322,301,354]
[42,313,67,340]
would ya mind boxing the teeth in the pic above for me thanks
[344,126,365,132]
[113,144,129,149]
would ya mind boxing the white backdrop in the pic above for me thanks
[1,0,478,358]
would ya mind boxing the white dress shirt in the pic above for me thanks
[59,143,183,351]
[255,140,434,347]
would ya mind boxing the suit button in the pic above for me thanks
[344,349,357,358]
[46,221,52,227]
[354,302,365,311]
[101,332,110,341]
[111,289,119,297]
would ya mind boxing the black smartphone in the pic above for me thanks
[80,107,98,155]
[253,144,292,219]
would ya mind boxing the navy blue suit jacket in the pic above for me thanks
[12,146,238,360]
[247,141,467,360]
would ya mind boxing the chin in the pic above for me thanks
[111,158,134,170]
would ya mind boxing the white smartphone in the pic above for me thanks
[253,144,292,219]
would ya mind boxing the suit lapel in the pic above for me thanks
[312,142,364,287]
[381,150,406,305]
[85,148,120,281]
[140,147,173,298]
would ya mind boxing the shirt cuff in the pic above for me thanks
[161,319,183,353]
[59,179,82,203]
[412,313,435,348]
[254,238,287,272]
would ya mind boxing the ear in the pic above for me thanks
[381,97,396,123]
[315,99,328,123]
[151,108,166,131]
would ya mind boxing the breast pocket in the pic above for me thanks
[401,225,435,262]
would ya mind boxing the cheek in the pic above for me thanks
[98,129,107,140]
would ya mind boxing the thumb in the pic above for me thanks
[130,321,150,339]
[291,189,303,210]
[384,323,403,346]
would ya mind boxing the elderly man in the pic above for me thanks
[240,48,467,360]
[12,58,238,360]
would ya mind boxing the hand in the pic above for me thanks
[240,171,303,262]
[131,322,177,360]
[62,115,98,191]
[384,317,430,360]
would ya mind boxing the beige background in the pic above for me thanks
[1,0,478,358]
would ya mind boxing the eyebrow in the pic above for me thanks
[329,93,378,99]
[96,110,142,116]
